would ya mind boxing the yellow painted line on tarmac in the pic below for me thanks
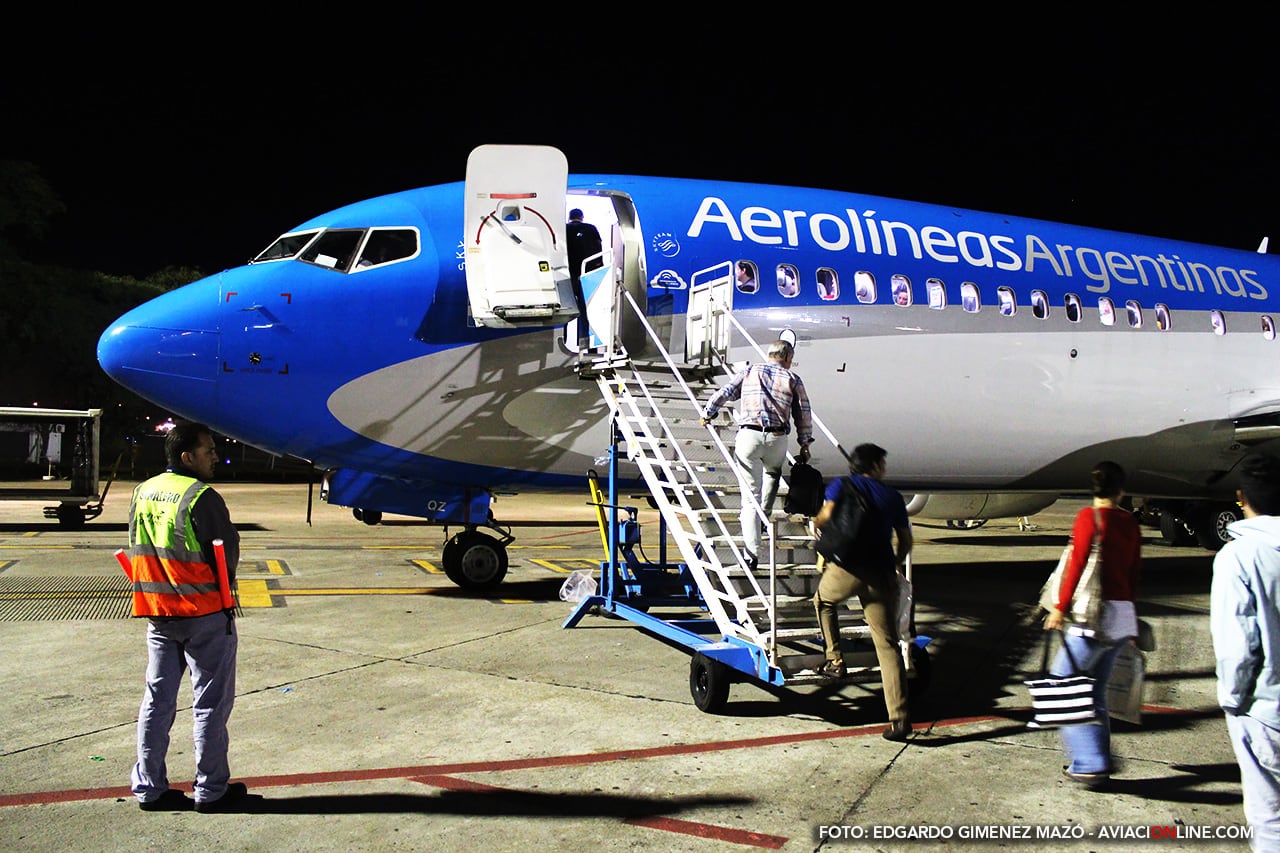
[263,559,286,576]
[234,578,443,609]
[410,559,444,575]
[530,558,600,574]
[0,561,10,570]
[2,543,74,548]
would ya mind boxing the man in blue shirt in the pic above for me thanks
[1211,452,1280,849]
[812,443,914,742]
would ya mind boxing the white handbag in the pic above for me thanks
[1039,508,1104,628]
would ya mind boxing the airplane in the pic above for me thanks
[97,144,1279,588]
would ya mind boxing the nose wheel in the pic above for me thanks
[442,530,509,589]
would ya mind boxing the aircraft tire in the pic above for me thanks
[442,531,509,589]
[1159,510,1195,546]
[56,504,86,529]
[1195,503,1242,552]
[689,652,731,713]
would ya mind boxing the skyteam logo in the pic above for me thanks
[651,232,680,257]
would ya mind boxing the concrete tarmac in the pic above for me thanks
[0,481,1253,851]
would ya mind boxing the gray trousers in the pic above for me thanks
[813,560,909,724]
[131,610,238,804]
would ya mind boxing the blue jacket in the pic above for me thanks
[1211,515,1280,730]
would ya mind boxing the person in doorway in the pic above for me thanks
[700,340,813,569]
[126,422,252,813]
[812,443,913,741]
[1211,452,1280,849]
[735,260,758,294]
[1043,460,1143,788]
[565,208,603,350]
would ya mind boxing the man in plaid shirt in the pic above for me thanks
[701,340,814,568]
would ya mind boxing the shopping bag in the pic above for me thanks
[1107,643,1145,725]
[1024,632,1100,729]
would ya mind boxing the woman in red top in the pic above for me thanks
[1043,460,1143,787]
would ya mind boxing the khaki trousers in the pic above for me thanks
[813,559,909,724]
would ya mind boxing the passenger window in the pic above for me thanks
[1264,316,1277,341]
[1098,297,1116,326]
[817,268,839,300]
[854,271,876,303]
[1211,310,1226,335]
[891,274,912,307]
[927,278,946,309]
[735,260,759,294]
[300,229,365,272]
[960,282,980,313]
[1065,293,1082,323]
[1155,303,1171,331]
[997,287,1016,316]
[1126,300,1142,328]
[777,264,800,298]
[1031,290,1048,319]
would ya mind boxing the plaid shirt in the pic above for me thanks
[703,361,813,444]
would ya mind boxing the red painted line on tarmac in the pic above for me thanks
[0,715,998,807]
[625,815,788,849]
[412,774,787,847]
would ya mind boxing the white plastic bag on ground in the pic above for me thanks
[559,570,598,603]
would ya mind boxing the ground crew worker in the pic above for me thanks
[127,422,251,813]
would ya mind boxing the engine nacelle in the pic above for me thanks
[904,493,1057,521]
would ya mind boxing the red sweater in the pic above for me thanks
[1056,505,1142,611]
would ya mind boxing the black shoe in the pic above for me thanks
[816,660,847,680]
[138,788,193,812]
[195,781,249,814]
[882,721,913,742]
[745,553,758,572]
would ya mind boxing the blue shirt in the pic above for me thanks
[824,475,908,566]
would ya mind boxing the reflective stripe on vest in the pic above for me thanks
[128,473,224,617]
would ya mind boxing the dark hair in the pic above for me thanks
[1239,452,1280,516]
[1090,460,1126,499]
[851,443,887,475]
[569,208,584,220]
[165,422,212,468]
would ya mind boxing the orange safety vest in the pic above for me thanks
[127,473,225,617]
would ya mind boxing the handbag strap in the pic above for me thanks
[1040,629,1086,675]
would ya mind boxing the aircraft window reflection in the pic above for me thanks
[1264,316,1277,340]
[354,228,418,270]
[735,260,759,294]
[777,264,800,298]
[891,274,912,307]
[1065,293,1082,322]
[1211,310,1226,335]
[1155,303,1171,330]
[927,278,946,309]
[960,282,979,313]
[997,287,1015,316]
[1126,300,1142,328]
[854,271,876,303]
[817,268,839,300]
[299,229,365,272]
[253,229,321,263]
[1098,298,1115,326]
[1031,290,1048,319]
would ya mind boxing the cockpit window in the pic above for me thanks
[252,230,320,263]
[299,229,365,272]
[354,228,418,270]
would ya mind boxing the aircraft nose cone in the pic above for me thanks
[97,277,222,417]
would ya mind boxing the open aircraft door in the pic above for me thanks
[464,145,577,329]
[685,262,734,363]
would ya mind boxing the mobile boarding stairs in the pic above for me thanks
[562,269,930,713]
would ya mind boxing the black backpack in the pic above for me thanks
[783,462,825,517]
[815,477,886,569]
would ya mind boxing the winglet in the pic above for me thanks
[1259,237,1270,254]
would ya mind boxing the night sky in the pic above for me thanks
[7,29,1277,280]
